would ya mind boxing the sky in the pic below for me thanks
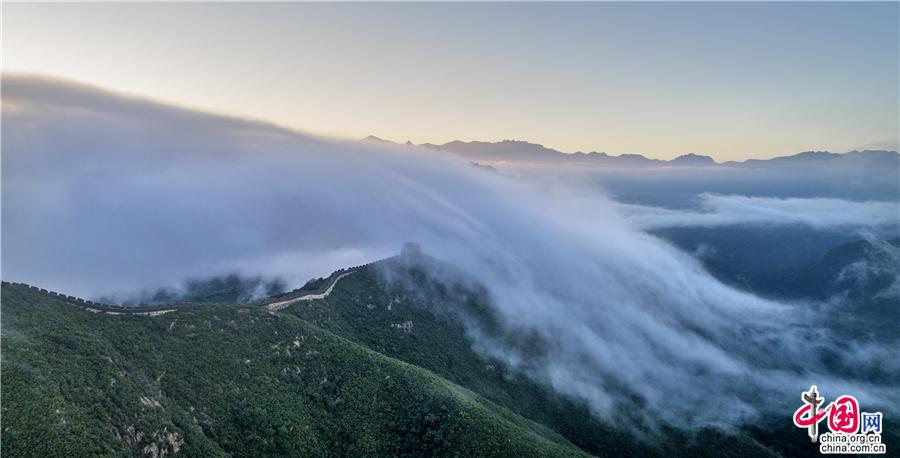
[3,2,898,161]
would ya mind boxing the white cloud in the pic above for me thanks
[3,74,896,431]
[620,194,899,230]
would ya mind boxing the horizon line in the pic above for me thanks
[5,72,896,164]
[361,134,899,164]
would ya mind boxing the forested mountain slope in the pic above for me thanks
[6,250,888,457]
[1,282,587,457]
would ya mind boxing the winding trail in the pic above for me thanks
[264,271,355,311]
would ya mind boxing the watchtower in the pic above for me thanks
[401,242,422,258]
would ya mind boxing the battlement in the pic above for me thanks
[1,281,193,314]
[2,252,401,314]
[260,259,380,306]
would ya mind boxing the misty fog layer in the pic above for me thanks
[618,194,900,231]
[3,75,897,430]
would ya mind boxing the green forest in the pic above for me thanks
[2,257,894,457]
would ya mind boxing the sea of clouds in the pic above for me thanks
[3,75,898,431]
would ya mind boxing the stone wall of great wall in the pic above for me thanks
[259,258,386,306]
[1,256,392,314]
[0,281,194,314]
[0,243,423,315]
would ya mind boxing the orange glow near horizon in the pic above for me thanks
[3,3,898,161]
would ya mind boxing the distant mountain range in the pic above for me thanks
[361,135,899,169]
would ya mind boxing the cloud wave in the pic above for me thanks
[619,194,899,231]
[3,75,897,432]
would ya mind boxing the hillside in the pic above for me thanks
[761,237,900,303]
[1,282,587,457]
[5,250,896,457]
[273,256,792,457]
[668,235,900,342]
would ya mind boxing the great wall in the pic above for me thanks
[0,243,422,315]
[0,264,369,315]
[0,281,195,315]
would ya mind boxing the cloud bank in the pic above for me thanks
[619,194,899,231]
[3,75,897,432]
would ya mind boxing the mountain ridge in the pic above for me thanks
[0,261,797,457]
[1,280,591,457]
[361,136,899,169]
[5,246,897,456]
